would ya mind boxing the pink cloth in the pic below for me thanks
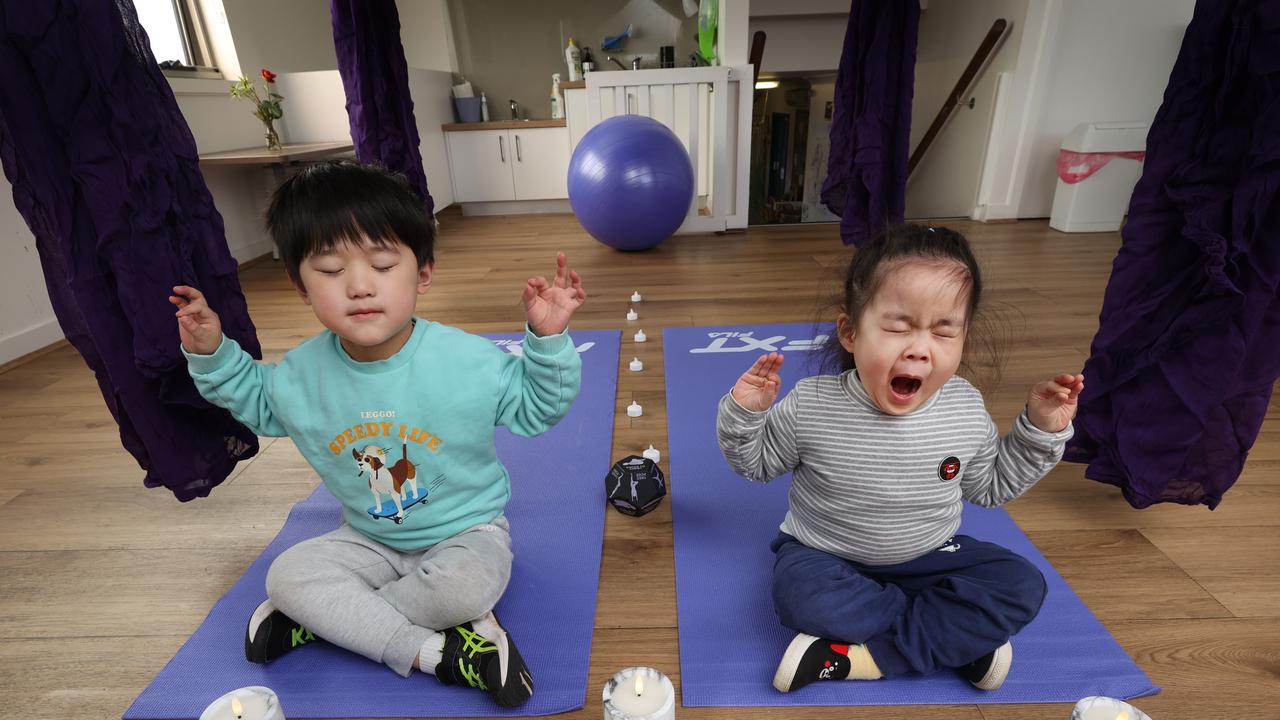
[1056,149,1146,184]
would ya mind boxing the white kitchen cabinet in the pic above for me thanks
[509,127,570,200]
[445,126,569,203]
[445,129,516,202]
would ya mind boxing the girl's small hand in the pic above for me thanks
[523,252,587,337]
[1027,372,1084,433]
[169,285,223,355]
[732,353,784,412]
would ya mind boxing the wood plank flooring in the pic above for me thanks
[1,213,1276,719]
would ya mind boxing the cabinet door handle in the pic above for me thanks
[498,135,506,162]
[515,134,523,162]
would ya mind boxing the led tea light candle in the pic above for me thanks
[631,291,643,302]
[629,357,644,372]
[627,401,643,417]
[627,308,639,321]
[1070,696,1151,720]
[199,687,284,720]
[634,329,647,342]
[602,667,674,720]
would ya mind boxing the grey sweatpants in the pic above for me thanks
[265,516,513,677]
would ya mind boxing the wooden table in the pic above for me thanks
[199,141,355,258]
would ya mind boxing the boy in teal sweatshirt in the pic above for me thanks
[169,161,584,708]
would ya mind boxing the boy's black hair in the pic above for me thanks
[819,223,984,372]
[266,160,435,283]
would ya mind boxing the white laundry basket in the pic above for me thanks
[1049,121,1149,232]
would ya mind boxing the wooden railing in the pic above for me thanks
[908,18,1008,176]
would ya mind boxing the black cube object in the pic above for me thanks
[605,455,666,516]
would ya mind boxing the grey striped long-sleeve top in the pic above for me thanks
[716,371,1073,565]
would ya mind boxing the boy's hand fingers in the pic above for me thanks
[172,285,205,302]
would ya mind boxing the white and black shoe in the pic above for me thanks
[245,598,317,664]
[773,633,852,692]
[958,641,1012,690]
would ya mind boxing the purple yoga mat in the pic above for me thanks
[124,330,619,719]
[663,323,1159,707]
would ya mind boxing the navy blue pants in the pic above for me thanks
[770,532,1047,677]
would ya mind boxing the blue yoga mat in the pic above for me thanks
[663,323,1159,707]
[125,330,620,719]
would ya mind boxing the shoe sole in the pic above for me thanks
[773,633,820,693]
[972,643,1013,690]
[245,599,277,664]
[489,615,534,707]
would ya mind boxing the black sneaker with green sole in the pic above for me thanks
[245,598,317,664]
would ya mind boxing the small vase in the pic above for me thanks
[263,119,282,151]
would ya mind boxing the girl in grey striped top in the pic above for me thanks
[716,224,1083,694]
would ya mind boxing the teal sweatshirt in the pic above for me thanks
[184,319,581,550]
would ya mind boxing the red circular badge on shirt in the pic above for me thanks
[938,456,961,481]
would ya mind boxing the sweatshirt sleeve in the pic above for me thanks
[960,409,1074,507]
[183,335,288,437]
[495,327,582,437]
[716,388,801,483]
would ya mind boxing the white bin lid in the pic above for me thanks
[1061,121,1149,153]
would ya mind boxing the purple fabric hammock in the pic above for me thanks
[330,0,434,215]
[1064,0,1280,509]
[0,0,261,500]
[821,0,919,246]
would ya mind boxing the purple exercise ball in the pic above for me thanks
[568,114,694,251]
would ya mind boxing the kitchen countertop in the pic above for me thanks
[442,119,567,132]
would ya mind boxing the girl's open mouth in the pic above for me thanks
[890,375,922,401]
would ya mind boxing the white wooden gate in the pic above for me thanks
[584,65,753,233]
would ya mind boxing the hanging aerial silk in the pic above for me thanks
[330,0,434,215]
[1065,0,1280,508]
[821,0,920,246]
[0,0,262,500]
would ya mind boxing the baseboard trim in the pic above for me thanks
[0,320,68,374]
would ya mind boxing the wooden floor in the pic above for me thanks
[1,213,1277,720]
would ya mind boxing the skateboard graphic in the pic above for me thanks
[367,485,429,524]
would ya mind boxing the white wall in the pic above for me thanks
[407,69,458,213]
[747,15,846,74]
[220,0,337,77]
[906,0,1026,218]
[1016,0,1193,218]
[0,195,60,363]
[398,0,458,73]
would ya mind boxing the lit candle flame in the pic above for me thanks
[1116,712,1129,720]
[634,673,645,696]
[230,694,244,718]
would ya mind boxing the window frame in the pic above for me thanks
[155,0,221,79]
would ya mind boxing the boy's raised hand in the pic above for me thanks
[732,352,784,412]
[522,252,587,337]
[169,285,223,355]
[1027,372,1085,433]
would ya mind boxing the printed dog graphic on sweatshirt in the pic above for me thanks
[353,438,427,524]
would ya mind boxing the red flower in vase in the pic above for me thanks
[261,68,277,83]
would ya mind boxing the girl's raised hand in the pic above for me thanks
[731,352,785,412]
[1026,372,1084,433]
[522,252,587,337]
[169,285,223,355]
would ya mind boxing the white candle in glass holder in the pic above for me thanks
[602,667,674,720]
[198,687,285,720]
